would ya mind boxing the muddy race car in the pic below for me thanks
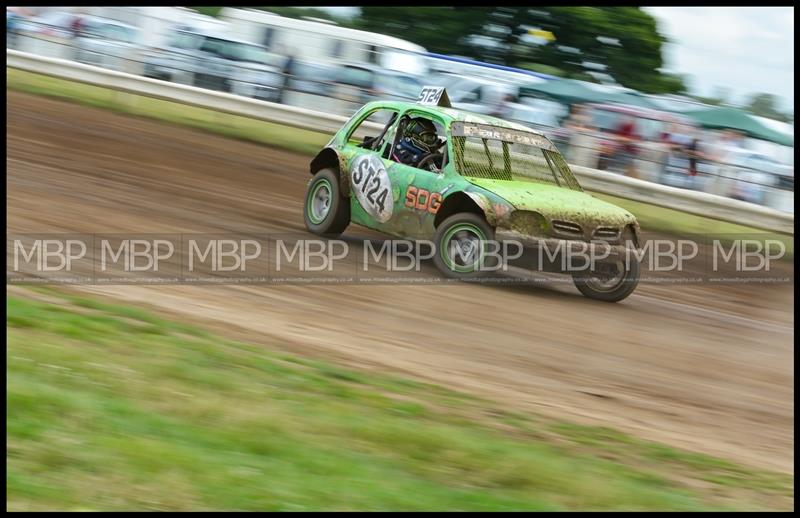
[303,87,642,302]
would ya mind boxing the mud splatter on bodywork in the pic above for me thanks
[337,151,351,196]
[311,98,640,247]
[464,177,636,241]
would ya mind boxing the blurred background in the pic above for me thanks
[6,6,795,511]
[6,5,794,213]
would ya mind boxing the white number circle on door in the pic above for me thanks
[350,154,393,223]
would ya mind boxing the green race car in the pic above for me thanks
[304,87,642,302]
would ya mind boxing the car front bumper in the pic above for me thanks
[495,229,638,274]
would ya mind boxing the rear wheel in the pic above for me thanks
[572,257,640,302]
[433,213,496,279]
[303,168,350,238]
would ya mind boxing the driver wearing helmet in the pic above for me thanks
[393,117,439,168]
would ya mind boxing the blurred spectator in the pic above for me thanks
[564,104,598,168]
[277,49,296,104]
[490,93,515,119]
[564,103,590,130]
[613,115,641,178]
[661,123,697,189]
[687,133,703,178]
[69,14,83,39]
[715,132,777,205]
[705,130,746,197]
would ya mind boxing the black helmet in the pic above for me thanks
[402,118,438,154]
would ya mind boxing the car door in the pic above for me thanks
[337,108,402,233]
[379,113,452,239]
[339,108,451,239]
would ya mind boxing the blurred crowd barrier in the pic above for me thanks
[547,125,794,214]
[7,19,794,215]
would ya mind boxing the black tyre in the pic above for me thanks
[303,168,350,238]
[572,256,640,302]
[433,213,496,279]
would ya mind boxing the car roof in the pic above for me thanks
[361,100,543,134]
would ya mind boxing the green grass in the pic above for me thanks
[6,68,793,245]
[6,68,331,155]
[594,192,782,236]
[7,287,793,511]
[593,193,794,257]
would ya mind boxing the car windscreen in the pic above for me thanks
[450,122,582,191]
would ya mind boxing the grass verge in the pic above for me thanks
[593,193,794,258]
[7,287,793,511]
[6,67,331,155]
[6,67,793,248]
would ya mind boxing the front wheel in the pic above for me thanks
[433,213,496,279]
[303,168,350,238]
[572,257,640,302]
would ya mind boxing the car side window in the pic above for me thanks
[346,109,399,153]
[387,113,448,173]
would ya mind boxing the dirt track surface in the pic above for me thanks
[7,92,794,474]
